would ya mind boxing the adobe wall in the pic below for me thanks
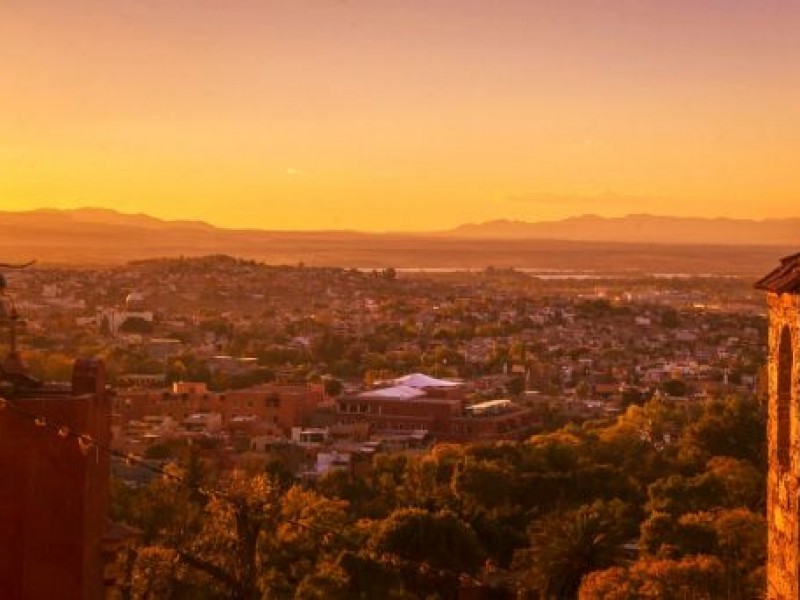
[0,381,110,599]
[767,292,800,599]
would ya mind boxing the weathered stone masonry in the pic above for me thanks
[758,253,800,600]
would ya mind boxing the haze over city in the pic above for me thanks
[3,0,799,230]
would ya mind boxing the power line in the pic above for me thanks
[0,396,486,588]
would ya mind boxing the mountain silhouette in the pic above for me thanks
[1,208,796,273]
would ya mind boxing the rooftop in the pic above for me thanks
[359,385,427,400]
[391,373,462,389]
[756,252,800,294]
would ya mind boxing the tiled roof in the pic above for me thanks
[755,252,800,293]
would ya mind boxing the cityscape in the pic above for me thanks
[3,0,800,599]
[0,253,784,598]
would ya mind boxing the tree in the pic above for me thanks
[679,397,766,466]
[154,472,282,600]
[369,508,483,575]
[293,561,350,600]
[704,456,764,510]
[712,507,766,595]
[323,377,344,397]
[579,555,727,600]
[111,465,204,547]
[335,551,410,599]
[517,501,629,599]
[452,459,516,513]
[661,379,687,397]
[129,546,182,600]
[646,473,725,517]
[311,333,346,363]
[265,486,354,595]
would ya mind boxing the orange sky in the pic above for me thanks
[2,0,799,231]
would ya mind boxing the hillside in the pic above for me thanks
[0,208,796,274]
[447,214,800,245]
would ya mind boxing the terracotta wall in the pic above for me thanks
[0,381,110,599]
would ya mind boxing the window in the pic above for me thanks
[777,326,793,471]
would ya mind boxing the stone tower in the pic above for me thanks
[757,252,800,599]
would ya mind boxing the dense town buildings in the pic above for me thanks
[6,257,765,399]
[1,256,766,484]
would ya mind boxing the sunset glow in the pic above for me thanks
[2,0,799,230]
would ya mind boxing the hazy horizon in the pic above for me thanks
[1,206,797,272]
[5,205,800,235]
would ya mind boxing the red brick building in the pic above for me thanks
[114,381,323,435]
[336,386,534,442]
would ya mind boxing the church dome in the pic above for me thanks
[124,291,146,310]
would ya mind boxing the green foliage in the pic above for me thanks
[452,459,516,512]
[114,393,767,599]
[517,500,631,599]
[646,473,726,516]
[369,508,483,575]
[680,396,766,466]
[579,555,728,600]
[704,456,764,510]
[336,551,410,599]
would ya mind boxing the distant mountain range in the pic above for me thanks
[1,208,797,273]
[445,214,800,245]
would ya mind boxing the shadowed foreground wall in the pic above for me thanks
[0,360,110,600]
[764,285,800,598]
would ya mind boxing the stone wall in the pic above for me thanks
[767,292,800,599]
